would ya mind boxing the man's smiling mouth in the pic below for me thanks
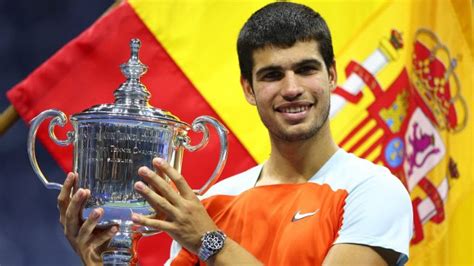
[278,105,312,113]
[275,103,313,114]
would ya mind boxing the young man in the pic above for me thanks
[58,2,412,265]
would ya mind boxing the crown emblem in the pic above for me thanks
[411,28,468,133]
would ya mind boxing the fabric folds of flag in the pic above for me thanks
[7,0,473,265]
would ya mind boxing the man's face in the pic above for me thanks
[242,40,336,142]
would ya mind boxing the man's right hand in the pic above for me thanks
[57,172,118,265]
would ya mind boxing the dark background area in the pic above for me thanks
[0,1,114,265]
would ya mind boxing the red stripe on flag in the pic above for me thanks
[7,2,256,265]
[338,116,371,147]
[347,123,378,153]
[373,154,382,164]
[359,136,383,159]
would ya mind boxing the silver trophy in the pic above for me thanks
[27,39,228,265]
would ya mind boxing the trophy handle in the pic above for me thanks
[27,109,75,190]
[182,116,228,195]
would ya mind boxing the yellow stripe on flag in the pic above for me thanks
[353,128,383,157]
[365,146,382,163]
[339,118,377,150]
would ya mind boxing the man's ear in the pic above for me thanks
[241,76,256,106]
[328,61,338,90]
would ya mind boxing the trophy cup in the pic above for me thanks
[27,39,228,265]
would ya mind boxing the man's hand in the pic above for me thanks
[131,157,218,254]
[57,172,118,265]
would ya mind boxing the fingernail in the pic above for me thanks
[145,167,155,175]
[110,226,118,234]
[131,213,140,222]
[135,182,146,191]
[154,157,165,166]
[91,209,101,219]
[138,166,151,176]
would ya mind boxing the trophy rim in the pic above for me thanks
[70,111,191,130]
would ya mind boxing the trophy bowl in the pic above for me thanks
[27,39,228,265]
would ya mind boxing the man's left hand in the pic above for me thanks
[132,157,218,254]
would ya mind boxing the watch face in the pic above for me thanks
[199,230,227,261]
[205,231,225,251]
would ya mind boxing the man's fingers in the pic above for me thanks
[77,208,103,245]
[134,181,178,218]
[152,158,195,199]
[131,213,173,232]
[138,166,182,206]
[90,226,119,248]
[64,188,88,237]
[57,173,76,223]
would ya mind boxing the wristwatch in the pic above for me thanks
[198,230,227,261]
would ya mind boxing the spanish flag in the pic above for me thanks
[7,0,473,265]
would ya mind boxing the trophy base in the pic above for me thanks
[102,250,132,266]
[102,220,159,265]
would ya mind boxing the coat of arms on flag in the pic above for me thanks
[331,28,468,247]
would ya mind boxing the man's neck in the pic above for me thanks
[257,123,339,186]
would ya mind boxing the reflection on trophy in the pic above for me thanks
[27,39,228,265]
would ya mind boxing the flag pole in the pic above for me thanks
[0,105,19,135]
[0,0,124,136]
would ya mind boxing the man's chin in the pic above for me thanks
[273,128,318,142]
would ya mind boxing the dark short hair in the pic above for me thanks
[237,2,335,84]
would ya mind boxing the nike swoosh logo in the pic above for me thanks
[292,209,320,222]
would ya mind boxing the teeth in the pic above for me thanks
[281,106,309,113]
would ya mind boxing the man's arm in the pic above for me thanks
[207,238,262,266]
[131,157,262,265]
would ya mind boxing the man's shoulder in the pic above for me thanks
[315,149,404,194]
[201,164,262,200]
[338,150,392,177]
[331,149,410,208]
[344,151,403,189]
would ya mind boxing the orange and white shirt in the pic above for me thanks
[167,149,413,265]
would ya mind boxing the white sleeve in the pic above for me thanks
[334,170,413,264]
[164,240,183,266]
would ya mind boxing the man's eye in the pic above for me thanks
[296,66,317,75]
[261,71,283,81]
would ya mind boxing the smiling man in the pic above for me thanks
[154,2,413,265]
[58,2,413,266]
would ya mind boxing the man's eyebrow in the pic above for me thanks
[255,59,323,78]
[255,65,283,78]
[292,59,322,69]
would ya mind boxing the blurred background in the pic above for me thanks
[0,1,113,265]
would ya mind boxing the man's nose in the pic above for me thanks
[280,72,303,100]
